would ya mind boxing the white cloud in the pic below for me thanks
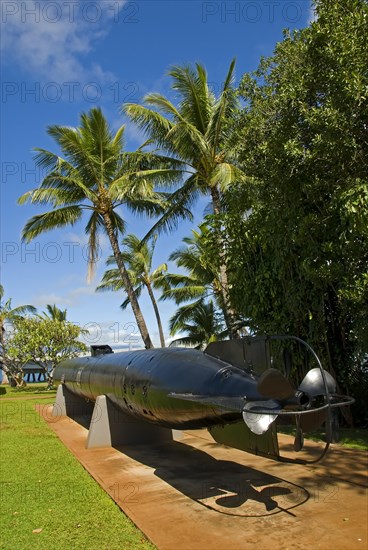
[32,292,72,307]
[1,0,126,83]
[32,285,96,308]
[69,285,97,299]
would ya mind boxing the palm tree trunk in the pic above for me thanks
[210,186,238,339]
[102,213,154,349]
[146,281,166,347]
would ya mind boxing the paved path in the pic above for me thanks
[37,404,367,550]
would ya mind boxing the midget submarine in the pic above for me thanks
[53,336,353,462]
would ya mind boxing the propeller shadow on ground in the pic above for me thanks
[115,439,310,517]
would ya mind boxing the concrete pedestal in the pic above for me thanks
[86,395,173,449]
[52,384,94,418]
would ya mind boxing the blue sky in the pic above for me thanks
[1,0,313,348]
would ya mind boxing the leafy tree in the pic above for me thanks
[97,234,167,347]
[18,108,177,349]
[123,61,244,336]
[0,285,37,386]
[169,301,225,350]
[7,317,88,389]
[222,0,367,415]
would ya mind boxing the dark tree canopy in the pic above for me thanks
[209,0,368,418]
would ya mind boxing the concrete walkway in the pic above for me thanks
[37,404,367,550]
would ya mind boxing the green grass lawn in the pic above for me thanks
[0,387,156,550]
[0,383,56,398]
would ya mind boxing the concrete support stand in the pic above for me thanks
[86,395,173,449]
[52,384,94,419]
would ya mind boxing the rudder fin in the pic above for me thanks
[208,421,280,460]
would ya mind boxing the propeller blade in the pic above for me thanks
[300,409,327,432]
[257,368,295,400]
[299,368,336,397]
[242,400,280,435]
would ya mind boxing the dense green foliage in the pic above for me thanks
[207,0,367,420]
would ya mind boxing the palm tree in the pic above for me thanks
[0,285,37,385]
[123,60,244,337]
[169,301,225,350]
[18,108,174,349]
[97,234,168,347]
[160,224,224,310]
[38,304,67,321]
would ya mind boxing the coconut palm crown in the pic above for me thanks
[123,61,244,336]
[18,108,179,349]
[123,60,242,229]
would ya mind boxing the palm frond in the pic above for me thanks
[169,335,203,349]
[85,211,104,282]
[165,121,209,165]
[209,162,245,192]
[18,185,86,207]
[222,58,236,91]
[8,305,37,317]
[96,268,124,292]
[22,206,82,242]
[206,59,239,148]
[150,263,168,279]
[161,285,207,305]
[158,273,194,287]
[120,284,143,310]
[169,299,205,334]
[125,196,167,219]
[123,104,175,153]
[141,175,199,242]
[107,211,126,236]
[169,300,224,351]
[112,124,125,149]
[168,64,214,134]
[45,126,100,182]
[143,93,182,120]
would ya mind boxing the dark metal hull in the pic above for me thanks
[54,347,260,429]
